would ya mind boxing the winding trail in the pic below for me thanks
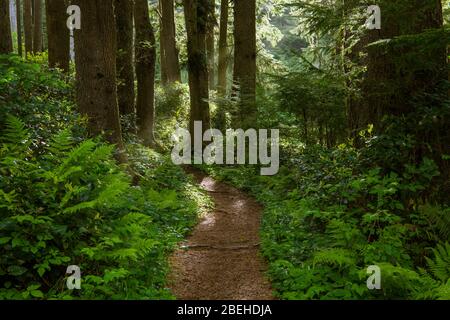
[168,168,273,300]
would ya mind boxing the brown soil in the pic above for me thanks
[168,167,274,300]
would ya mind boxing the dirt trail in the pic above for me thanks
[168,168,273,300]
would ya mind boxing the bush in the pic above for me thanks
[154,83,190,151]
[0,56,210,300]
[0,54,84,149]
[202,142,449,300]
[0,116,209,299]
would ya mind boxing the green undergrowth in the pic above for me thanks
[0,55,211,299]
[200,143,450,300]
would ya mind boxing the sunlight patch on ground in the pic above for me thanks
[200,177,218,192]
[232,199,246,212]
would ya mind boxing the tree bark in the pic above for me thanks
[16,0,22,56]
[46,0,70,72]
[217,0,228,96]
[134,0,156,147]
[159,0,181,84]
[73,0,126,161]
[32,0,42,53]
[159,19,168,84]
[0,0,13,54]
[206,0,215,90]
[115,0,135,116]
[23,0,32,55]
[183,0,210,135]
[233,0,256,128]
[364,0,446,130]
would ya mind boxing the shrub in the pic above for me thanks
[202,142,449,300]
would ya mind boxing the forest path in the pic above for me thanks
[168,167,274,300]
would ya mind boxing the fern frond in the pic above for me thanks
[0,115,31,154]
[55,139,97,175]
[87,144,115,164]
[313,248,356,267]
[426,243,450,282]
[47,129,74,157]
[419,204,450,241]
[96,175,130,207]
[435,281,450,300]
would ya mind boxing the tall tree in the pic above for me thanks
[159,16,168,83]
[367,0,448,176]
[46,0,70,72]
[159,0,181,84]
[16,0,23,56]
[217,0,229,96]
[73,0,126,161]
[233,0,256,128]
[32,0,42,53]
[23,0,32,55]
[206,0,215,90]
[364,0,446,127]
[183,0,210,135]
[0,0,13,54]
[134,0,157,146]
[115,0,135,116]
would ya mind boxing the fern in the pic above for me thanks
[375,262,421,297]
[0,116,31,155]
[326,219,366,250]
[60,139,97,168]
[313,248,356,268]
[87,144,115,164]
[95,175,130,207]
[1,115,30,144]
[46,129,74,157]
[426,243,450,282]
[419,204,450,241]
[435,281,450,300]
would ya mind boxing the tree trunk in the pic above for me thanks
[159,23,168,83]
[217,0,228,96]
[206,0,215,90]
[362,0,448,188]
[32,0,42,53]
[0,0,13,54]
[134,0,156,147]
[115,0,135,116]
[23,0,32,55]
[160,0,181,84]
[16,0,22,56]
[73,0,126,161]
[364,0,446,130]
[183,0,210,135]
[46,0,70,72]
[233,0,256,129]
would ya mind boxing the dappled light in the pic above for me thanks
[0,0,448,304]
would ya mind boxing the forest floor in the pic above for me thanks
[168,167,274,300]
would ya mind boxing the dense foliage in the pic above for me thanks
[0,55,210,299]
[201,0,450,295]
[202,139,450,299]
[1,0,449,301]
